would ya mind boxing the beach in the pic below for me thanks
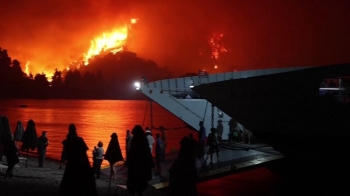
[0,154,166,196]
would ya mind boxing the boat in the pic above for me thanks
[136,63,350,194]
[135,66,315,140]
[190,63,350,151]
[191,63,350,194]
[138,63,350,195]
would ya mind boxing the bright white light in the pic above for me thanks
[190,85,194,88]
[134,82,140,90]
[319,87,345,91]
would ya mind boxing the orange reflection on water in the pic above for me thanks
[2,99,195,166]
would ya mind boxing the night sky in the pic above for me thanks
[1,0,349,76]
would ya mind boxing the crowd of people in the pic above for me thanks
[0,114,252,196]
[0,115,177,195]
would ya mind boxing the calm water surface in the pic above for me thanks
[0,99,194,166]
[1,99,285,195]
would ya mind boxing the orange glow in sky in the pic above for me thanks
[1,1,349,78]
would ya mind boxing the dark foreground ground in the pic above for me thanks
[1,136,350,196]
[0,155,169,196]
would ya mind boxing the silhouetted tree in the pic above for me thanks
[10,60,25,78]
[81,71,97,99]
[0,47,172,99]
[51,69,64,98]
[52,69,64,87]
[64,69,82,98]
[34,73,50,98]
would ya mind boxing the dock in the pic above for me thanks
[100,141,284,190]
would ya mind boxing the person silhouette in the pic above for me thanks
[37,131,49,167]
[125,129,133,165]
[3,134,21,179]
[154,133,164,176]
[206,128,220,165]
[104,133,123,179]
[59,124,97,196]
[21,119,38,151]
[216,119,224,141]
[197,121,206,159]
[145,127,154,153]
[188,133,198,158]
[92,141,104,179]
[127,125,155,196]
[59,134,69,169]
[160,126,167,161]
[0,116,12,161]
[169,136,198,196]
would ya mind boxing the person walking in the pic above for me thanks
[216,119,224,141]
[228,119,238,143]
[127,125,155,196]
[92,141,104,179]
[154,133,164,176]
[188,133,198,158]
[125,129,132,165]
[104,133,123,180]
[3,134,21,179]
[169,136,198,196]
[197,121,206,159]
[59,134,69,169]
[59,124,97,196]
[159,126,167,161]
[0,116,12,162]
[37,131,49,167]
[206,128,220,166]
[145,127,154,153]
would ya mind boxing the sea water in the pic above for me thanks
[0,99,194,166]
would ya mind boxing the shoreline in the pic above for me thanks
[0,153,167,196]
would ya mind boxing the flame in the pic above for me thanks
[83,18,138,65]
[83,27,128,65]
[46,72,53,82]
[25,61,30,76]
[130,18,138,24]
[25,61,53,81]
[21,18,138,79]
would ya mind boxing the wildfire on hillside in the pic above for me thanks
[23,18,138,80]
[83,18,138,66]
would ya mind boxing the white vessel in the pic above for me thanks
[135,66,313,139]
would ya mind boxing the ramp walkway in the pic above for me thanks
[100,141,284,190]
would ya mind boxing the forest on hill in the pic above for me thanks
[0,47,191,100]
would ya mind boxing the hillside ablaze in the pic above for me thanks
[83,18,138,65]
[23,18,138,80]
[83,27,127,65]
